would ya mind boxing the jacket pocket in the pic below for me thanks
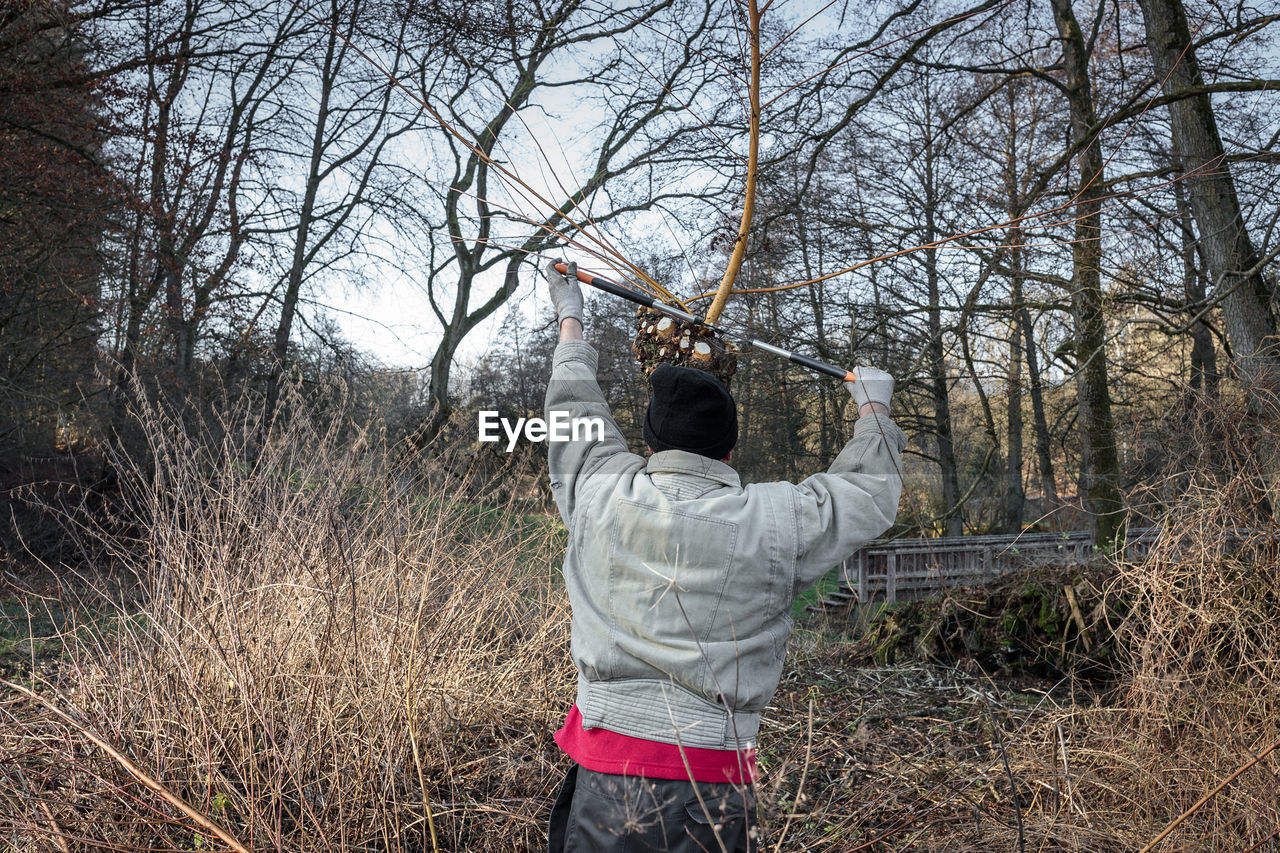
[683,784,753,851]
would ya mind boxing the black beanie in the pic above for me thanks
[643,364,738,460]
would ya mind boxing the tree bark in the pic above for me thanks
[1172,168,1219,399]
[1050,0,1126,548]
[266,3,340,427]
[1022,305,1058,518]
[1004,266,1026,533]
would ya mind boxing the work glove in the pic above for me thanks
[544,259,583,326]
[844,366,894,412]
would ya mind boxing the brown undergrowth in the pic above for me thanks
[1,393,574,851]
[991,406,1280,851]
[763,405,1280,851]
[3,392,1279,851]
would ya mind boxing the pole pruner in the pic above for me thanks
[554,262,858,385]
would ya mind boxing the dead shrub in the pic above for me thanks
[1,387,573,851]
[1008,404,1280,851]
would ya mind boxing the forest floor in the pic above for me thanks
[758,617,1099,851]
[0,565,68,683]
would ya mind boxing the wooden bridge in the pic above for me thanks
[808,528,1159,614]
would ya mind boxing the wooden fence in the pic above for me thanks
[809,528,1160,613]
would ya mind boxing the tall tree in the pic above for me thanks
[102,0,305,406]
[917,85,964,536]
[0,0,108,450]
[1134,0,1279,411]
[407,0,736,442]
[1001,104,1026,533]
[844,62,968,533]
[1049,0,1125,547]
[261,0,417,426]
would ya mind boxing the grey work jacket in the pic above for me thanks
[546,340,906,751]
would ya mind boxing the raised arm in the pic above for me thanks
[542,260,636,527]
[793,367,907,587]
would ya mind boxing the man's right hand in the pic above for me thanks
[844,366,894,416]
[545,259,584,326]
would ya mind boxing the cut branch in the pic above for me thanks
[704,0,761,325]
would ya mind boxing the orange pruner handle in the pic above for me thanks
[553,262,596,287]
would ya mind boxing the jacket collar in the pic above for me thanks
[645,450,741,488]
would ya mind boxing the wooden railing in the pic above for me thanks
[809,528,1160,612]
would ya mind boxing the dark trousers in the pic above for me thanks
[548,764,756,853]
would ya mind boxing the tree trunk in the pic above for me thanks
[1136,0,1279,401]
[413,257,525,448]
[1002,109,1025,534]
[1050,0,1125,549]
[928,255,962,537]
[1136,0,1280,515]
[801,231,838,464]
[264,14,336,429]
[1004,270,1026,533]
[924,148,962,536]
[418,323,461,445]
[1021,305,1058,521]
[1172,170,1219,399]
[163,265,189,391]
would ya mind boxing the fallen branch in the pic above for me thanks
[2,679,252,853]
[1138,735,1280,853]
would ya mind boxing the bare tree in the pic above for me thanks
[401,0,740,442]
[1000,82,1027,533]
[914,79,965,535]
[1134,0,1279,410]
[1049,0,1124,546]
[98,0,306,408]
[256,0,419,425]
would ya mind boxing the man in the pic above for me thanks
[542,260,905,852]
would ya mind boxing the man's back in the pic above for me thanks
[547,339,905,751]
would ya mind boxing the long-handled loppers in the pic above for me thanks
[553,262,858,384]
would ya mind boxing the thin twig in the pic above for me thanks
[983,694,1026,853]
[36,800,72,853]
[772,691,814,852]
[664,700,731,853]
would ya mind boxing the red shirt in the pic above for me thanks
[555,704,757,784]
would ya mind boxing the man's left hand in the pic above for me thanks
[844,366,894,417]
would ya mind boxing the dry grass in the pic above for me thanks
[993,409,1280,852]
[1,392,573,851]
[757,406,1280,851]
[3,393,1280,851]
